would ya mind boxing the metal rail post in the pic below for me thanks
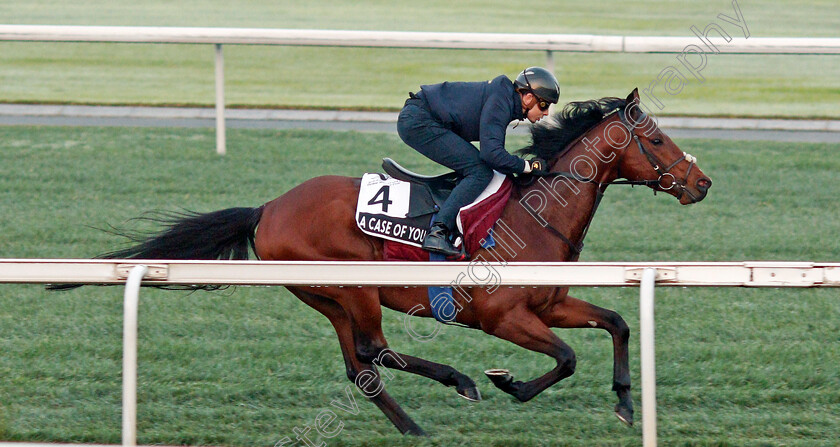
[123,265,148,447]
[545,50,557,115]
[640,268,657,446]
[214,44,226,155]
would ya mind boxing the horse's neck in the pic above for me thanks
[506,117,623,261]
[557,115,623,185]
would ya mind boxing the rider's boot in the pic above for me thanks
[421,222,461,257]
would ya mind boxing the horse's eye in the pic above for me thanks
[651,138,663,145]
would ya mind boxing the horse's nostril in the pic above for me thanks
[697,178,712,191]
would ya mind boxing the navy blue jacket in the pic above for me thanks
[417,75,526,174]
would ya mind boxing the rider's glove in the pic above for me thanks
[523,158,550,176]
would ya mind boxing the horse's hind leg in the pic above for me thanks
[321,287,480,401]
[544,295,634,426]
[482,307,577,403]
[373,350,481,402]
[288,287,426,436]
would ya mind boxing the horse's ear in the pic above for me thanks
[626,88,640,106]
[625,88,642,122]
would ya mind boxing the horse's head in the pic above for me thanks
[520,90,711,204]
[616,89,712,204]
[515,91,711,257]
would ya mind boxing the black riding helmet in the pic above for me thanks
[514,67,560,105]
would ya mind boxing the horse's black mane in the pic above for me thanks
[518,97,626,159]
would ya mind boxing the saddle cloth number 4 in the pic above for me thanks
[357,175,410,218]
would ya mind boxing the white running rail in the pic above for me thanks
[2,25,839,154]
[2,259,840,446]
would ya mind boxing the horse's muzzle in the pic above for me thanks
[692,177,712,203]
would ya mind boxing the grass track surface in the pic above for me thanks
[1,1,839,117]
[1,126,839,446]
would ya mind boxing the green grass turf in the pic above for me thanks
[1,125,839,446]
[3,0,838,35]
[0,0,839,118]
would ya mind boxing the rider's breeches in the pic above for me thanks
[397,100,494,231]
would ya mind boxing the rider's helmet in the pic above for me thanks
[514,67,561,105]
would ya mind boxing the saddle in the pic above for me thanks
[381,158,458,212]
[354,159,513,259]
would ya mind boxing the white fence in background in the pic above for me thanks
[2,25,840,154]
[2,259,840,447]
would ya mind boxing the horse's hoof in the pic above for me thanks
[614,405,634,427]
[484,368,513,387]
[405,426,428,437]
[457,385,482,402]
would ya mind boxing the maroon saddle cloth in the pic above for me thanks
[355,159,514,261]
[382,175,513,262]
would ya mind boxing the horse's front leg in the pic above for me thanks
[481,306,577,403]
[543,294,634,426]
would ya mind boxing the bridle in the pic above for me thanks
[519,106,700,257]
[617,108,701,203]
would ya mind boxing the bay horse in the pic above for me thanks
[58,89,711,435]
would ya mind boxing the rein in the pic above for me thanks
[520,107,697,257]
[520,171,651,257]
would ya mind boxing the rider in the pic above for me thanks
[397,67,560,257]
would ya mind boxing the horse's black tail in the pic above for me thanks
[47,206,264,291]
[98,206,264,261]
